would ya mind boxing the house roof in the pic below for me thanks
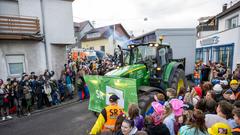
[132,29,157,40]
[74,20,93,32]
[216,1,240,19]
[81,23,130,41]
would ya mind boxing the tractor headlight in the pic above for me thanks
[149,43,153,47]
[156,67,161,71]
[154,43,159,47]
[131,45,135,48]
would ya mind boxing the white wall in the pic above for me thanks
[50,44,67,79]
[218,10,240,31]
[156,28,196,75]
[18,0,43,32]
[0,0,19,15]
[0,41,46,80]
[42,0,75,78]
[43,0,75,44]
[198,31,217,38]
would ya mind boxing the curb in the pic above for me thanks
[31,99,79,115]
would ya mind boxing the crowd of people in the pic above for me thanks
[89,60,240,135]
[0,55,118,122]
[0,69,77,121]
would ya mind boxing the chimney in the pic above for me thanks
[222,3,227,12]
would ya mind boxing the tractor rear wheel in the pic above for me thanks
[169,69,188,95]
[138,91,158,116]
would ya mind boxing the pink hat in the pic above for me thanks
[152,102,164,114]
[169,99,184,116]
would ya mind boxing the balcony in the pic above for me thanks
[196,25,218,32]
[0,15,43,40]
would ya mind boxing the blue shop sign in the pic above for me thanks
[200,36,219,46]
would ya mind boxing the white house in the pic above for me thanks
[0,0,75,80]
[196,1,240,71]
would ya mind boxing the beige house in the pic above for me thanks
[81,24,130,55]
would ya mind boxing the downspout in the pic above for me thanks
[40,0,49,69]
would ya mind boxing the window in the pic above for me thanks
[6,55,25,76]
[100,46,105,52]
[86,32,101,39]
[159,48,166,65]
[195,49,203,61]
[226,16,238,29]
[9,63,24,75]
[203,48,212,64]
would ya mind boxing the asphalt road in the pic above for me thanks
[0,101,97,135]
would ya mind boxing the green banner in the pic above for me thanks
[84,75,138,113]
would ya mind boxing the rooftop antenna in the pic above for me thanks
[92,20,96,27]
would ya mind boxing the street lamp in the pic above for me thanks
[159,35,164,44]
[142,17,148,33]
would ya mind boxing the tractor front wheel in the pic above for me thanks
[169,69,188,95]
[138,91,158,116]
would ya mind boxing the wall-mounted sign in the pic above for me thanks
[200,36,219,46]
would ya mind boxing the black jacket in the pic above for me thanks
[145,123,170,135]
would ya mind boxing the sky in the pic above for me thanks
[72,0,237,36]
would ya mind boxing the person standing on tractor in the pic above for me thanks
[90,94,124,134]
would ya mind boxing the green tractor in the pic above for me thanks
[84,42,188,115]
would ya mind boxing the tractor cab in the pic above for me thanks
[127,43,173,78]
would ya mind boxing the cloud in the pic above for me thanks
[73,0,231,36]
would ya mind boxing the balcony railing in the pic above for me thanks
[196,25,218,32]
[0,15,42,40]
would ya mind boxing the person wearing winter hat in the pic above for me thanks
[229,80,240,100]
[169,99,184,117]
[222,89,235,104]
[151,102,164,126]
[213,84,223,102]
[90,94,124,134]
[145,93,165,115]
[208,122,232,135]
[191,86,202,106]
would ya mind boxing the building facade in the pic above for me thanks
[196,1,240,71]
[81,24,130,55]
[74,21,94,48]
[0,0,75,80]
[132,28,196,75]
